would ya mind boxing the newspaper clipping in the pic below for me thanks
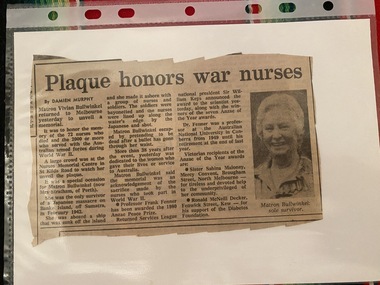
[29,54,322,245]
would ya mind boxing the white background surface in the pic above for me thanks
[14,19,380,284]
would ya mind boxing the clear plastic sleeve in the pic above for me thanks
[4,1,380,284]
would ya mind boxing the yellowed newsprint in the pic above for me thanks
[29,54,322,245]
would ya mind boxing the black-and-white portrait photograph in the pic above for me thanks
[251,90,315,199]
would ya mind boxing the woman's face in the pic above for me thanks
[262,107,299,157]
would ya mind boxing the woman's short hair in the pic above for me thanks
[256,93,305,141]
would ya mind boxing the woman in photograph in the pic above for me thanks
[254,93,314,199]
